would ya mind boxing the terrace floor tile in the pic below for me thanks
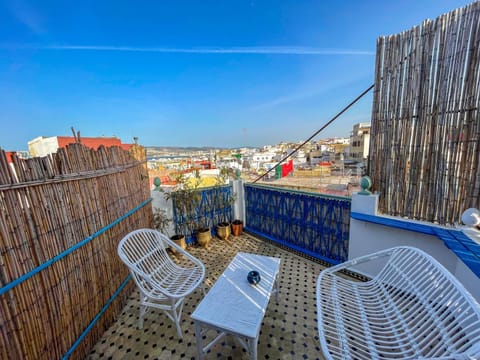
[87,233,327,360]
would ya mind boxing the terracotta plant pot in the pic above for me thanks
[231,219,243,236]
[196,227,211,249]
[217,222,231,241]
[170,234,186,251]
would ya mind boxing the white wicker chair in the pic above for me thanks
[118,229,205,338]
[317,246,480,360]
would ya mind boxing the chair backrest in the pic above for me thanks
[317,246,480,359]
[118,229,172,283]
[377,247,480,316]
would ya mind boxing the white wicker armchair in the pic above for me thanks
[118,229,205,338]
[317,246,480,360]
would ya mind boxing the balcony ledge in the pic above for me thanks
[350,211,480,279]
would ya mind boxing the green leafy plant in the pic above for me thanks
[212,167,236,224]
[164,171,203,237]
[159,169,236,242]
[152,207,171,236]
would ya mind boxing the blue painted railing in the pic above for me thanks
[245,184,351,264]
[172,184,233,244]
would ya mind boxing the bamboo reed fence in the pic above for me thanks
[369,1,480,225]
[0,143,152,359]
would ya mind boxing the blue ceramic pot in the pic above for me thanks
[247,270,261,285]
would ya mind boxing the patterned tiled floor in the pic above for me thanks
[87,233,327,360]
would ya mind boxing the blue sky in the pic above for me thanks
[0,0,473,150]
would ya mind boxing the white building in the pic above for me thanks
[244,151,277,171]
[215,157,242,171]
[252,151,275,163]
[294,150,307,164]
[324,137,350,145]
[349,123,371,161]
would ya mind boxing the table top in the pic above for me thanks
[191,252,281,338]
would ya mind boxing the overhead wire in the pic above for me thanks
[252,83,375,183]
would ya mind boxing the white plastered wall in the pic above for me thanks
[349,193,480,302]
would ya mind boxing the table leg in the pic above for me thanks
[275,273,280,302]
[248,337,258,360]
[194,321,204,360]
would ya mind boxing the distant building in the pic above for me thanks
[307,140,349,165]
[4,151,29,162]
[307,150,325,165]
[349,123,371,161]
[323,137,350,145]
[248,151,276,171]
[216,157,242,171]
[3,151,30,181]
[28,136,133,157]
[293,150,307,164]
[252,151,275,163]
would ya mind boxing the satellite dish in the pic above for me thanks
[461,208,480,227]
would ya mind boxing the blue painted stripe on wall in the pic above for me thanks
[453,231,480,257]
[434,229,480,278]
[350,212,436,235]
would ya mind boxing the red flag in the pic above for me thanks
[281,159,293,177]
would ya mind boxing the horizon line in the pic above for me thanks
[2,44,375,55]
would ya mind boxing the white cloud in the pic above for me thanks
[8,44,374,56]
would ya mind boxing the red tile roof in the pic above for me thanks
[56,136,133,150]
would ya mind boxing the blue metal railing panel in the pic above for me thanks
[172,184,233,243]
[245,184,351,264]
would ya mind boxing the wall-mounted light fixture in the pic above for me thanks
[461,208,480,229]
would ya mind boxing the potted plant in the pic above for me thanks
[217,221,231,241]
[231,219,243,236]
[164,171,211,249]
[196,226,211,249]
[153,207,171,234]
[212,168,236,241]
[152,206,186,252]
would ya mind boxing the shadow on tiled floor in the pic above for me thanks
[87,233,326,360]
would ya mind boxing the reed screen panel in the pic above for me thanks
[0,144,152,360]
[370,2,480,225]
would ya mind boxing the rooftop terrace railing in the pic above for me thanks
[171,184,233,243]
[244,184,351,264]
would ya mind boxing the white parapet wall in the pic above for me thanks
[349,192,480,302]
[232,179,246,225]
[151,187,176,237]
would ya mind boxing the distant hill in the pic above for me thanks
[146,146,227,152]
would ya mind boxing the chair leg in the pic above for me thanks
[174,317,183,339]
[138,303,147,329]
[171,298,183,339]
